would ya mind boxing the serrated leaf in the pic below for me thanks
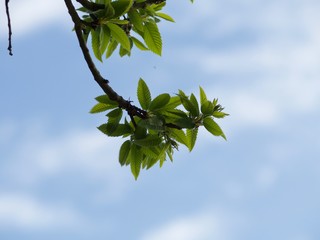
[129,144,142,180]
[107,108,123,118]
[186,128,198,151]
[99,25,111,55]
[131,36,149,51]
[137,78,151,110]
[111,0,133,18]
[128,8,144,31]
[91,28,102,61]
[119,44,131,57]
[141,146,160,159]
[109,124,132,136]
[138,116,165,131]
[119,140,131,166]
[103,1,115,19]
[151,2,166,11]
[145,157,159,169]
[106,39,119,58]
[203,117,227,140]
[170,129,188,147]
[155,12,175,22]
[149,93,170,111]
[212,111,229,118]
[201,100,214,115]
[178,93,198,116]
[199,86,207,106]
[189,93,200,116]
[162,109,188,119]
[90,102,115,113]
[133,134,162,147]
[107,23,131,51]
[172,117,195,129]
[95,95,118,105]
[143,21,162,55]
[161,96,181,110]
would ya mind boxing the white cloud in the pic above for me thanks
[169,0,320,134]
[1,0,70,37]
[1,122,129,202]
[140,212,223,240]
[0,193,82,230]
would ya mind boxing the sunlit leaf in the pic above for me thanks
[107,22,131,51]
[203,117,227,140]
[91,28,102,61]
[137,78,151,110]
[129,144,142,180]
[155,12,175,22]
[143,21,162,55]
[186,128,198,151]
[149,93,170,111]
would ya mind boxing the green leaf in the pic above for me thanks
[107,108,123,118]
[203,117,227,140]
[189,93,200,116]
[99,25,111,55]
[119,140,131,166]
[133,134,162,147]
[170,129,188,147]
[212,111,229,118]
[107,22,131,51]
[172,117,195,129]
[201,100,214,115]
[134,124,147,139]
[137,78,151,110]
[162,96,181,110]
[149,93,170,111]
[141,146,160,159]
[106,39,119,58]
[95,95,118,106]
[119,45,131,57]
[186,128,198,151]
[131,36,149,51]
[143,21,162,55]
[178,92,198,116]
[91,28,102,61]
[109,124,132,136]
[111,0,134,18]
[98,121,131,137]
[103,1,115,19]
[128,8,144,31]
[162,109,188,119]
[90,102,116,113]
[138,115,165,131]
[155,12,175,22]
[199,86,207,106]
[129,144,142,180]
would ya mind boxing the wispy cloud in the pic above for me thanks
[1,122,129,201]
[1,0,70,37]
[0,193,82,230]
[140,212,223,240]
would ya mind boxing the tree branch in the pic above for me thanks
[64,0,147,119]
[5,0,13,56]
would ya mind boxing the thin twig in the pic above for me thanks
[5,0,13,56]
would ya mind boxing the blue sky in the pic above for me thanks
[1,0,320,239]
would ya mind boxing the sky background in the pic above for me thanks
[1,0,320,239]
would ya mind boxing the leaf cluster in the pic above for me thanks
[78,0,177,60]
[91,79,228,179]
